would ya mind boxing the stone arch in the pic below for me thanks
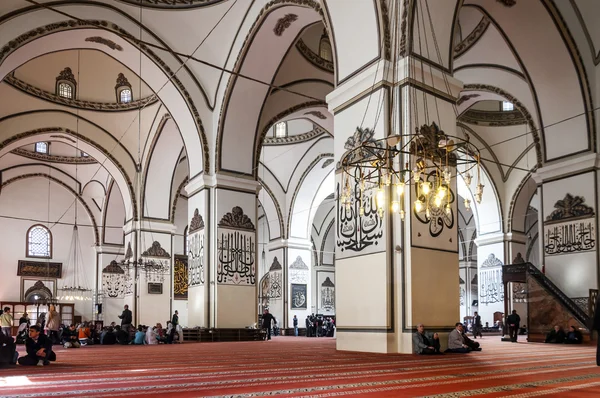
[507,173,538,234]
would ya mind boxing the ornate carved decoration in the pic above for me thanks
[411,122,458,165]
[399,0,410,57]
[513,252,525,264]
[497,0,516,6]
[188,231,204,286]
[290,255,309,270]
[0,127,137,220]
[11,148,97,164]
[0,19,209,172]
[125,242,133,260]
[24,280,53,300]
[216,0,328,175]
[56,67,76,85]
[291,283,307,309]
[269,257,283,271]
[546,194,595,222]
[219,206,255,231]
[274,14,298,36]
[217,229,255,285]
[4,74,157,111]
[482,253,503,268]
[545,221,595,255]
[189,209,205,233]
[2,173,99,244]
[378,0,391,60]
[102,260,124,274]
[173,255,188,300]
[464,84,541,167]
[118,0,225,8]
[456,93,480,106]
[322,159,334,168]
[304,110,327,119]
[454,17,490,58]
[142,241,171,258]
[85,36,123,51]
[460,109,527,126]
[480,267,503,305]
[263,126,328,146]
[115,73,131,89]
[471,274,478,285]
[295,39,334,73]
[269,271,282,299]
[103,272,125,298]
[17,260,62,278]
[459,276,465,284]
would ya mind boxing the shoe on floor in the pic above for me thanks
[37,360,44,367]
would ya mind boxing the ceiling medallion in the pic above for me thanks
[274,14,298,36]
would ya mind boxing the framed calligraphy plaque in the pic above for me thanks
[291,283,307,309]
[174,255,188,300]
[17,260,62,278]
[148,283,163,295]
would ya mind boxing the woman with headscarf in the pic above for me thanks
[46,305,61,345]
[146,325,157,345]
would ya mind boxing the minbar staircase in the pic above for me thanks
[503,262,593,343]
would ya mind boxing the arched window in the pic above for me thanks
[274,122,287,138]
[35,142,48,154]
[27,225,52,258]
[55,67,77,99]
[319,29,333,62]
[115,73,133,104]
[502,101,514,111]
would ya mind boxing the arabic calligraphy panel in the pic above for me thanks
[544,220,596,256]
[216,228,256,285]
[102,273,125,298]
[188,230,205,286]
[291,283,307,309]
[174,255,188,300]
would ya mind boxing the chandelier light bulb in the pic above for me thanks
[376,187,385,208]
[443,167,451,184]
[437,185,447,199]
[384,173,391,186]
[464,172,472,186]
[345,202,351,212]
[414,199,423,213]
[421,182,430,195]
[434,196,442,208]
[396,182,405,196]
[359,206,365,216]
[445,204,451,215]
[464,198,471,211]
[425,207,431,218]
[400,209,405,220]
[413,167,421,182]
[391,201,400,213]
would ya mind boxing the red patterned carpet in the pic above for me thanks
[1,337,599,397]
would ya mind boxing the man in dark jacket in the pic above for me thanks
[473,312,482,339]
[168,310,179,344]
[507,310,521,342]
[0,329,18,366]
[18,325,56,366]
[412,324,441,354]
[118,305,132,343]
[593,295,600,365]
[262,309,276,341]
[545,325,566,344]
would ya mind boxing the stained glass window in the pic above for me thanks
[120,89,132,104]
[27,225,51,258]
[58,82,73,99]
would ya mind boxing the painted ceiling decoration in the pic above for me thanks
[295,39,334,73]
[546,194,595,222]
[118,0,226,9]
[11,148,98,164]
[274,14,298,36]
[263,126,328,146]
[142,241,171,258]
[454,16,490,58]
[219,206,255,231]
[85,36,123,51]
[459,109,526,127]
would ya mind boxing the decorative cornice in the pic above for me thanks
[463,84,542,167]
[142,241,171,258]
[11,148,97,164]
[115,73,131,89]
[118,0,225,9]
[399,0,410,57]
[263,126,328,145]
[56,67,76,85]
[219,206,255,231]
[378,0,391,60]
[125,242,133,259]
[459,109,526,127]
[1,173,99,244]
[50,134,76,143]
[321,276,334,287]
[269,257,283,271]
[290,255,309,270]
[4,75,157,112]
[295,39,334,73]
[322,159,334,168]
[0,19,209,173]
[456,93,480,106]
[546,194,595,223]
[304,110,327,119]
[85,36,123,51]
[481,253,503,268]
[497,0,516,7]
[454,17,490,58]
[103,260,125,274]
[274,14,298,36]
[189,208,205,233]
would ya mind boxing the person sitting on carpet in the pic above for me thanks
[545,325,566,344]
[78,322,92,346]
[0,329,18,366]
[134,325,146,345]
[460,328,482,351]
[146,325,158,345]
[102,327,117,345]
[62,324,80,348]
[412,324,441,355]
[155,323,167,344]
[565,325,583,344]
[18,325,56,366]
[447,323,471,353]
[115,325,129,345]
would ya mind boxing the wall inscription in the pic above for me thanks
[544,221,595,255]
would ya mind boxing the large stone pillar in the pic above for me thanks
[474,233,506,329]
[95,244,126,325]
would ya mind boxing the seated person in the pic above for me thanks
[78,322,92,345]
[18,325,56,366]
[461,328,482,351]
[412,323,441,355]
[0,330,18,366]
[115,325,129,345]
[545,325,566,344]
[133,325,146,345]
[62,324,80,348]
[446,323,471,353]
[102,327,117,345]
[565,325,583,344]
[155,323,167,343]
[146,326,158,345]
